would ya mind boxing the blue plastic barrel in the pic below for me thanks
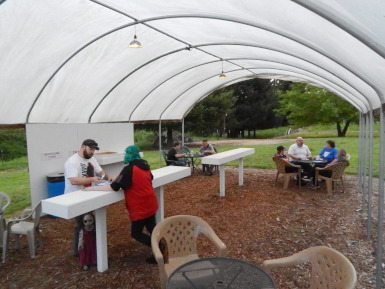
[46,173,65,198]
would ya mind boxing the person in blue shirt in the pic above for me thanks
[317,140,338,163]
[309,140,338,187]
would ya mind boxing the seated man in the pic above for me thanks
[287,137,312,177]
[167,142,187,166]
[199,139,215,175]
[274,145,298,173]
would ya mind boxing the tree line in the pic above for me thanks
[138,78,359,146]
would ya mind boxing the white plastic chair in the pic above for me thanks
[151,215,227,289]
[1,192,11,262]
[3,202,43,263]
[262,246,357,289]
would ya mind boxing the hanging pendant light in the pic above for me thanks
[219,61,226,79]
[129,25,142,48]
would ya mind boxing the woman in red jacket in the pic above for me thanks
[84,145,159,263]
[110,146,158,253]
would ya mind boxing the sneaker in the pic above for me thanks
[145,254,157,264]
[310,185,320,189]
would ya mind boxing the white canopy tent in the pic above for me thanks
[1,0,384,286]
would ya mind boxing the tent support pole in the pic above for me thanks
[367,111,374,238]
[376,107,385,289]
[362,114,369,212]
[358,113,364,198]
[182,118,185,147]
[159,121,162,167]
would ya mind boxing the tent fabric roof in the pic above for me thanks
[1,0,384,124]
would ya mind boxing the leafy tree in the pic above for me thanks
[185,88,236,137]
[229,78,289,138]
[276,83,358,136]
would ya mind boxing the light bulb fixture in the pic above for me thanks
[219,61,226,79]
[129,25,142,48]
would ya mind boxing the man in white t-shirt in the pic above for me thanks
[64,139,111,256]
[287,137,312,177]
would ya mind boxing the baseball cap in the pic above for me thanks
[276,145,285,151]
[82,139,100,150]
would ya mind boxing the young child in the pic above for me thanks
[274,145,287,159]
[78,213,97,271]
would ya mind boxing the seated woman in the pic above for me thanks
[309,140,338,187]
[310,148,349,188]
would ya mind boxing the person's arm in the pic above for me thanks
[69,176,101,186]
[96,170,115,182]
[175,153,186,158]
[306,146,312,159]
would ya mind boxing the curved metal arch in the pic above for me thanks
[28,12,383,123]
[177,69,361,121]
[25,22,138,123]
[132,56,369,122]
[123,49,371,123]
[87,47,189,123]
[97,40,374,122]
[154,66,364,123]
[126,59,219,122]
[137,14,384,103]
[291,0,385,59]
[197,43,375,107]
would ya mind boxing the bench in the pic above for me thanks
[201,148,255,197]
[41,166,191,272]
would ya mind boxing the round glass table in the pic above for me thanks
[166,257,276,289]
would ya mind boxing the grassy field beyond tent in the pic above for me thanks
[0,131,373,215]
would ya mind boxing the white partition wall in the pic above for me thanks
[26,123,134,208]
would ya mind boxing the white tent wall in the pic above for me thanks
[1,0,385,287]
[26,123,133,208]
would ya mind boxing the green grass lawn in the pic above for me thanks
[0,135,375,215]
[0,169,31,214]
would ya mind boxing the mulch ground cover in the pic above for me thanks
[0,168,380,288]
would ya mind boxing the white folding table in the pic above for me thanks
[42,166,190,272]
[201,148,255,197]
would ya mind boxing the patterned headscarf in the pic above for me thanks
[124,145,141,164]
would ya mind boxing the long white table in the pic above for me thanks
[201,148,255,197]
[41,166,190,272]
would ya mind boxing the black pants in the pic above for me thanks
[285,166,298,173]
[131,214,156,247]
[311,163,331,184]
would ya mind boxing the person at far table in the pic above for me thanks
[309,148,348,189]
[288,137,312,177]
[199,139,216,176]
[308,140,339,187]
[167,142,187,166]
[274,145,298,173]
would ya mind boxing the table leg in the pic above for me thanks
[219,164,226,197]
[155,186,164,223]
[95,207,108,272]
[238,157,244,186]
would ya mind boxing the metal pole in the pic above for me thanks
[358,113,364,197]
[376,107,385,289]
[182,118,185,147]
[362,114,369,212]
[367,111,374,238]
[159,121,162,167]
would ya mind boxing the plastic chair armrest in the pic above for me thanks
[204,230,227,257]
[151,235,165,267]
[262,250,309,270]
